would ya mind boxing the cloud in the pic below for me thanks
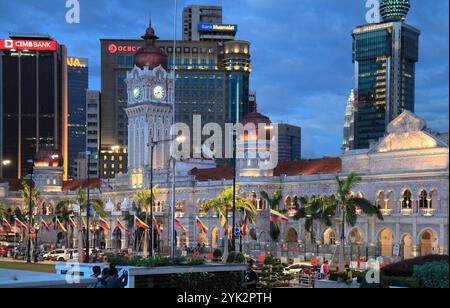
[0,0,448,158]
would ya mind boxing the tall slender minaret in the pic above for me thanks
[125,24,175,188]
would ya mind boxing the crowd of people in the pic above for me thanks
[90,264,128,288]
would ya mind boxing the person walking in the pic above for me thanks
[320,260,330,280]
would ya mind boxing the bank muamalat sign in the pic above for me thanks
[0,39,58,51]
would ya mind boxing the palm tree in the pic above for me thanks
[203,186,257,260]
[20,181,42,222]
[331,172,383,271]
[57,188,105,260]
[125,186,159,256]
[260,191,283,242]
[293,196,336,244]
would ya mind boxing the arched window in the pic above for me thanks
[402,190,412,209]
[419,191,429,209]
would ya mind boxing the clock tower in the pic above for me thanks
[125,23,175,188]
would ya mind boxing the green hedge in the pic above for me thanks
[106,255,205,267]
[381,255,449,277]
[413,261,449,288]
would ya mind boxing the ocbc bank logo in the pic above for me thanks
[107,44,141,54]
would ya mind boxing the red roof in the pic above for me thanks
[0,178,32,191]
[273,157,342,176]
[190,167,234,182]
[62,178,101,192]
[190,157,342,182]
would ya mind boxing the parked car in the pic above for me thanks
[43,249,78,261]
[283,263,314,275]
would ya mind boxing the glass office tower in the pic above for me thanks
[352,0,419,149]
[0,34,68,179]
[67,57,88,178]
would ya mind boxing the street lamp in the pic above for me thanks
[26,158,34,263]
[84,151,95,263]
[2,160,11,166]
[147,135,185,258]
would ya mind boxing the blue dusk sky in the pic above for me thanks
[1,0,448,158]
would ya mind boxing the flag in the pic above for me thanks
[219,211,228,232]
[98,217,112,231]
[2,218,12,231]
[241,213,249,236]
[69,216,77,229]
[15,217,28,230]
[270,209,289,223]
[41,218,50,232]
[134,216,150,231]
[55,217,67,232]
[196,216,208,234]
[116,219,131,235]
[152,217,162,236]
[174,219,186,232]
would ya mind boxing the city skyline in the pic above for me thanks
[0,0,448,158]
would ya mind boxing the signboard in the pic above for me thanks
[0,39,58,51]
[67,57,88,68]
[107,43,141,54]
[198,24,237,32]
[234,227,241,237]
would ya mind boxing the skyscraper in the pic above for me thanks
[352,0,420,149]
[100,11,251,170]
[278,124,302,162]
[183,6,236,41]
[342,90,355,152]
[67,56,88,178]
[0,34,68,179]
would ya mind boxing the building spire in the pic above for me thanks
[149,16,152,27]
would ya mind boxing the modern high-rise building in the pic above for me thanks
[0,34,68,179]
[278,124,302,162]
[100,14,251,169]
[182,5,237,42]
[342,90,356,152]
[86,90,100,178]
[352,0,420,149]
[67,56,88,179]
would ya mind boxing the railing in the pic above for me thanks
[420,208,436,217]
[401,208,413,216]
[380,209,393,216]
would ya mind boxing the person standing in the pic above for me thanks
[242,260,258,289]
[345,265,353,285]
[320,260,330,280]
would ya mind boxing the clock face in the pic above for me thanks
[133,86,141,99]
[153,85,166,100]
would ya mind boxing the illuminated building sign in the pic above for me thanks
[0,39,58,51]
[198,24,237,32]
[107,43,142,54]
[67,57,88,68]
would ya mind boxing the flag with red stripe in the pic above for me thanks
[116,219,131,235]
[98,217,112,231]
[135,216,150,231]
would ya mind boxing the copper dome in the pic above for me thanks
[134,25,168,70]
[240,112,271,127]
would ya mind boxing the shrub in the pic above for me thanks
[226,252,237,263]
[384,276,420,288]
[381,255,449,277]
[234,252,245,263]
[413,261,449,288]
[264,255,274,265]
[213,249,223,260]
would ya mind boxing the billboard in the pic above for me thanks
[107,43,141,54]
[198,24,237,32]
[0,39,58,51]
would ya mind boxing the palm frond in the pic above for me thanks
[348,198,383,221]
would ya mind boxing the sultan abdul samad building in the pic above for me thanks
[0,22,448,263]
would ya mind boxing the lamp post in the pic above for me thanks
[85,151,93,263]
[231,128,237,252]
[147,136,184,258]
[26,158,34,263]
